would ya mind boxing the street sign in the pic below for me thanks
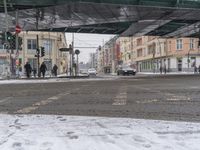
[75,49,80,55]
[15,25,22,34]
[59,48,72,52]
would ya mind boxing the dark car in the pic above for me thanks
[117,65,136,76]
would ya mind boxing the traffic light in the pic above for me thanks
[0,32,12,44]
[0,32,23,50]
[8,33,16,49]
[7,32,14,42]
[41,47,45,57]
[36,48,40,55]
[18,36,23,50]
[35,48,40,57]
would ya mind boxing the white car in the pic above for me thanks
[88,68,97,76]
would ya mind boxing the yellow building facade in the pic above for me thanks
[20,31,68,74]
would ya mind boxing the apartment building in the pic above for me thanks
[0,31,68,76]
[97,36,119,74]
[116,36,200,73]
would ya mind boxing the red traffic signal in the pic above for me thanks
[15,25,22,34]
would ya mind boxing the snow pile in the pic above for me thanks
[0,114,199,150]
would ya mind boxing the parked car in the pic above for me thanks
[88,68,97,76]
[79,69,88,75]
[117,65,136,76]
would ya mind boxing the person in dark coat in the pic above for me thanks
[52,64,58,77]
[194,65,197,74]
[32,68,37,78]
[198,65,200,74]
[24,62,32,78]
[159,66,162,74]
[40,62,47,78]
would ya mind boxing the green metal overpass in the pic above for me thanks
[1,0,200,37]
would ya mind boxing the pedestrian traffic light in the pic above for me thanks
[35,48,40,57]
[41,47,45,57]
[36,48,40,55]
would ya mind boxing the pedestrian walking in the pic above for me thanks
[52,64,58,77]
[164,64,167,74]
[159,66,162,74]
[40,62,47,78]
[198,65,200,74]
[33,68,37,78]
[194,65,197,74]
[24,62,32,78]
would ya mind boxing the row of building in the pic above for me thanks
[94,36,200,74]
[0,31,69,77]
[2,32,200,76]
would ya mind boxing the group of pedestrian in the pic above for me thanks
[24,62,58,78]
[159,65,167,74]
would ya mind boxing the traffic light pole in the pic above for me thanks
[3,0,10,78]
[36,9,40,77]
[72,33,75,76]
[3,0,8,41]
[15,9,19,78]
[36,35,40,77]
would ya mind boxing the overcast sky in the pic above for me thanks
[65,33,115,63]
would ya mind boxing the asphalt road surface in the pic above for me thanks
[1,75,200,122]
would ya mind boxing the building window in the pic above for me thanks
[27,39,36,50]
[43,39,53,55]
[190,39,194,50]
[168,41,172,52]
[137,38,142,46]
[128,53,131,60]
[176,39,182,50]
[27,39,37,54]
[137,49,143,57]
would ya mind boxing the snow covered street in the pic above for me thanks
[0,114,199,150]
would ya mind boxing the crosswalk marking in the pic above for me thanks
[112,86,127,106]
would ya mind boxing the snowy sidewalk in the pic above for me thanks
[138,72,196,75]
[0,77,117,85]
[0,114,199,150]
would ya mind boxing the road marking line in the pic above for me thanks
[16,88,80,114]
[0,97,12,103]
[112,86,127,106]
[167,95,191,101]
[17,106,38,114]
[16,96,65,114]
[136,99,158,104]
[16,93,70,114]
